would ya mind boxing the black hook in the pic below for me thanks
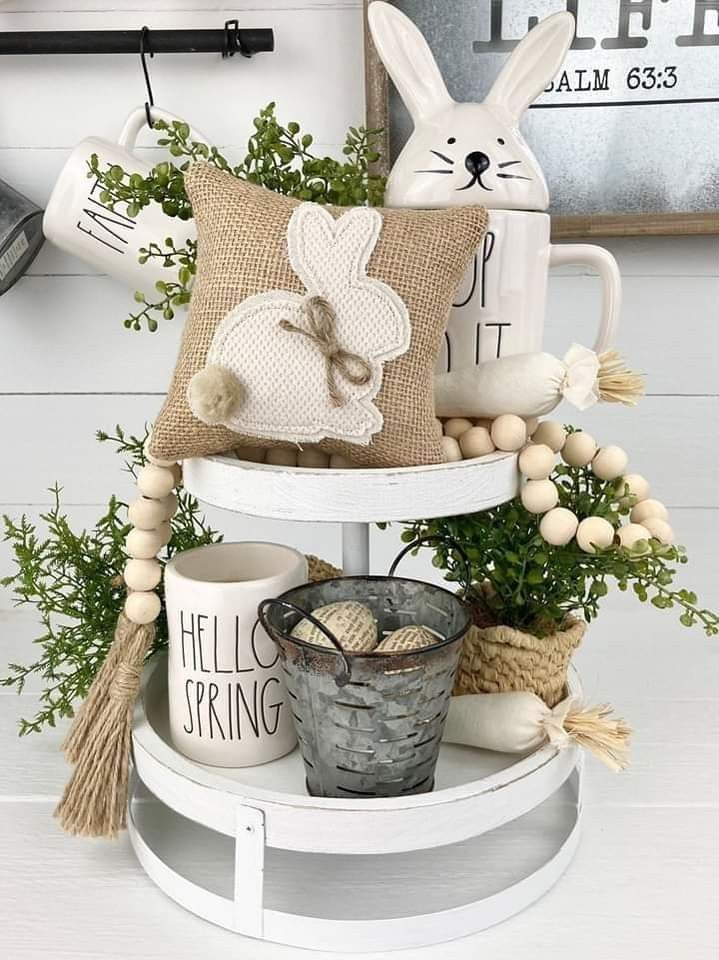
[223,18,252,59]
[139,26,155,127]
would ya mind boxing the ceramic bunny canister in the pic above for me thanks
[368,2,621,370]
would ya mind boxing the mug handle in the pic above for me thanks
[117,105,210,152]
[548,243,622,354]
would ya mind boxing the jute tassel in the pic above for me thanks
[55,613,155,837]
[559,702,632,773]
[56,453,178,839]
[597,350,645,406]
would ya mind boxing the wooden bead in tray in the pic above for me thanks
[231,413,536,469]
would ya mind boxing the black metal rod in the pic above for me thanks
[0,28,274,56]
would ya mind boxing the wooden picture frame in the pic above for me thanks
[363,0,719,239]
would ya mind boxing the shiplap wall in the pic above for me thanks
[1,0,717,610]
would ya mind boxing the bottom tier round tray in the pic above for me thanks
[129,656,583,952]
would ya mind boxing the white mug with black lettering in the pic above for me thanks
[43,106,204,298]
[164,542,306,767]
[438,209,621,370]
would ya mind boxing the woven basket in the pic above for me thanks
[453,613,586,708]
[306,555,341,583]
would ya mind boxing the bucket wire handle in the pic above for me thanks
[256,598,352,686]
[388,535,473,598]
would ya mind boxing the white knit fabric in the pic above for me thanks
[202,204,411,445]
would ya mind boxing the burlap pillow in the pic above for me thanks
[150,163,487,468]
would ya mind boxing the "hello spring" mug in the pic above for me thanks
[43,106,205,298]
[164,542,307,768]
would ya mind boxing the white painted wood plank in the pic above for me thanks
[1,395,716,506]
[0,9,364,149]
[3,274,719,395]
[545,275,719,395]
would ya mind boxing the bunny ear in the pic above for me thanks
[485,11,574,121]
[368,1,452,123]
[288,204,382,290]
[333,207,383,276]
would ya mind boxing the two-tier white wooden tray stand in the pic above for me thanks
[128,452,584,952]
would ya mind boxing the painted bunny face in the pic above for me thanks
[368,2,575,212]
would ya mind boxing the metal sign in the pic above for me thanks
[383,0,719,232]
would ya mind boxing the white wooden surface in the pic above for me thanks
[1,0,718,956]
[183,452,519,524]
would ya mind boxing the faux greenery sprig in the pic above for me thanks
[402,443,718,638]
[1,427,221,734]
[88,102,386,331]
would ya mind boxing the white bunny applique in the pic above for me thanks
[187,202,411,445]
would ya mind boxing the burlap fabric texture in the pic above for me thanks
[149,163,488,468]
[453,615,586,709]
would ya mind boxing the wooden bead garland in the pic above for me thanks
[123,461,179,626]
[511,421,675,554]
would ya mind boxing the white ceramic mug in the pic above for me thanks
[43,106,204,297]
[164,542,307,767]
[437,209,621,372]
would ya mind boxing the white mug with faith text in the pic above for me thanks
[43,106,203,298]
[438,209,621,371]
[165,542,306,767]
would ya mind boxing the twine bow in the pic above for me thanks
[280,295,372,407]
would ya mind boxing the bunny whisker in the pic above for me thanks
[415,169,454,175]
[430,149,455,165]
[497,173,532,181]
[498,160,522,168]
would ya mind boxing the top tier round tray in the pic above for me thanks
[183,450,520,574]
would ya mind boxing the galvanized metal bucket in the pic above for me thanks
[0,178,44,296]
[257,539,472,799]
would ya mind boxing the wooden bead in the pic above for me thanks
[621,473,650,503]
[443,418,473,440]
[576,516,615,554]
[592,445,629,481]
[459,426,495,459]
[137,464,175,499]
[441,435,463,463]
[490,414,526,452]
[156,521,172,546]
[128,497,167,530]
[643,517,674,544]
[126,527,165,560]
[236,446,265,464]
[159,493,178,521]
[631,498,669,524]
[125,591,162,625]
[524,417,539,437]
[521,479,559,514]
[531,421,566,453]
[562,431,597,467]
[329,454,354,469]
[124,558,162,592]
[518,443,554,480]
[617,523,651,549]
[266,447,298,467]
[539,507,579,546]
[297,447,330,468]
